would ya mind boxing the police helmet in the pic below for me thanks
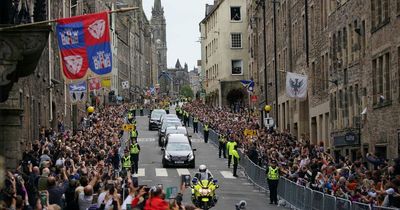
[199,164,207,173]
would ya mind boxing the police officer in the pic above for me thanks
[176,106,181,119]
[203,123,209,143]
[231,145,240,177]
[266,160,280,205]
[140,105,144,116]
[193,116,199,133]
[218,133,227,158]
[226,139,237,168]
[130,139,141,174]
[121,150,131,173]
[131,128,138,142]
[131,105,136,117]
[183,111,189,127]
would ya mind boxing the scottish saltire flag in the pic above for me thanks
[69,81,87,103]
[240,80,255,92]
[286,72,308,100]
[149,86,156,95]
[57,12,112,80]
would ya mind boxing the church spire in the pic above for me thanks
[154,0,162,11]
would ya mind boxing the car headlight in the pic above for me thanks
[188,152,194,160]
[165,152,171,160]
[199,188,211,196]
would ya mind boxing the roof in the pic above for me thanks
[200,0,224,24]
[167,134,190,143]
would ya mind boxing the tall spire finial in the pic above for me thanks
[154,0,161,11]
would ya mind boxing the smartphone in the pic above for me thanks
[181,174,191,187]
[144,187,151,193]
[126,204,132,210]
[132,176,139,188]
[166,186,178,199]
[40,192,47,207]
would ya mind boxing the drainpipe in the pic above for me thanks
[48,0,53,123]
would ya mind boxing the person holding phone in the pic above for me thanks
[131,186,150,209]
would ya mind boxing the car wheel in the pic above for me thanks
[162,159,168,168]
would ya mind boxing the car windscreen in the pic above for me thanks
[166,143,191,151]
[151,111,165,119]
[166,128,187,135]
[162,121,181,130]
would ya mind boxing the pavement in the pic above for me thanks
[127,110,285,210]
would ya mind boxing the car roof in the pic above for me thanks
[167,134,190,143]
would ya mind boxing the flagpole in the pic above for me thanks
[0,7,139,31]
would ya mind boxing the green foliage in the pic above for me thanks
[180,85,194,98]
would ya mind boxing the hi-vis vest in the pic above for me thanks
[219,135,226,143]
[267,166,279,180]
[193,117,199,123]
[131,130,138,138]
[122,156,131,168]
[204,124,209,131]
[130,144,140,154]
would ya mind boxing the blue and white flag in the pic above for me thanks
[149,86,156,95]
[240,80,255,92]
[286,72,308,100]
[69,81,87,103]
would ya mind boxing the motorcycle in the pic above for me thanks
[191,177,219,210]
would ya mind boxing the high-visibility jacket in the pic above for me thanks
[204,124,209,132]
[122,156,131,168]
[193,117,199,123]
[219,135,226,143]
[267,166,279,180]
[131,130,138,138]
[130,143,140,154]
[226,141,237,155]
[231,149,240,162]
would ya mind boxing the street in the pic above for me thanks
[128,111,284,210]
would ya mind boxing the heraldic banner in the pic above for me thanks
[56,12,112,80]
[285,72,308,100]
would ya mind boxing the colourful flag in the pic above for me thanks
[240,80,255,92]
[89,77,101,90]
[101,77,111,88]
[56,12,112,80]
[286,72,308,100]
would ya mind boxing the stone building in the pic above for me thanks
[249,0,400,159]
[161,59,190,97]
[200,0,250,107]
[189,67,201,98]
[151,0,168,92]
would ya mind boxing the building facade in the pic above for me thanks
[189,67,201,98]
[200,0,250,107]
[151,0,168,89]
[249,0,400,160]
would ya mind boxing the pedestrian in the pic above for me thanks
[218,133,227,158]
[140,105,144,116]
[231,145,240,177]
[226,139,237,168]
[266,160,280,205]
[203,123,209,143]
[193,116,199,133]
[130,139,141,174]
[130,105,136,117]
[184,111,189,127]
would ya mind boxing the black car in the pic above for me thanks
[148,109,167,130]
[158,119,182,146]
[162,134,196,168]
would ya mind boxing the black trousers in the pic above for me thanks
[218,142,226,158]
[140,110,143,116]
[193,122,198,133]
[233,159,238,176]
[267,179,279,204]
[130,154,139,174]
[228,155,232,167]
[204,131,209,143]
[132,110,136,117]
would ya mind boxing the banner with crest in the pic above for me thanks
[56,12,112,80]
[69,81,87,103]
[285,72,308,100]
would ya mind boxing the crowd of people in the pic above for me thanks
[182,100,400,208]
[0,104,200,210]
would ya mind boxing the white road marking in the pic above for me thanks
[176,168,190,176]
[155,168,168,177]
[137,138,155,142]
[220,171,237,179]
[137,168,145,177]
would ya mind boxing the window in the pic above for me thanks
[372,52,391,105]
[371,0,390,31]
[230,7,241,21]
[231,33,242,48]
[231,60,243,75]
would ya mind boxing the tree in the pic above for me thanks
[180,85,194,98]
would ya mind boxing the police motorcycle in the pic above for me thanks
[191,165,219,210]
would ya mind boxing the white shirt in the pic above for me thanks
[97,192,113,210]
[121,194,133,210]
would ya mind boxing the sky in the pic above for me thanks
[142,0,214,70]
